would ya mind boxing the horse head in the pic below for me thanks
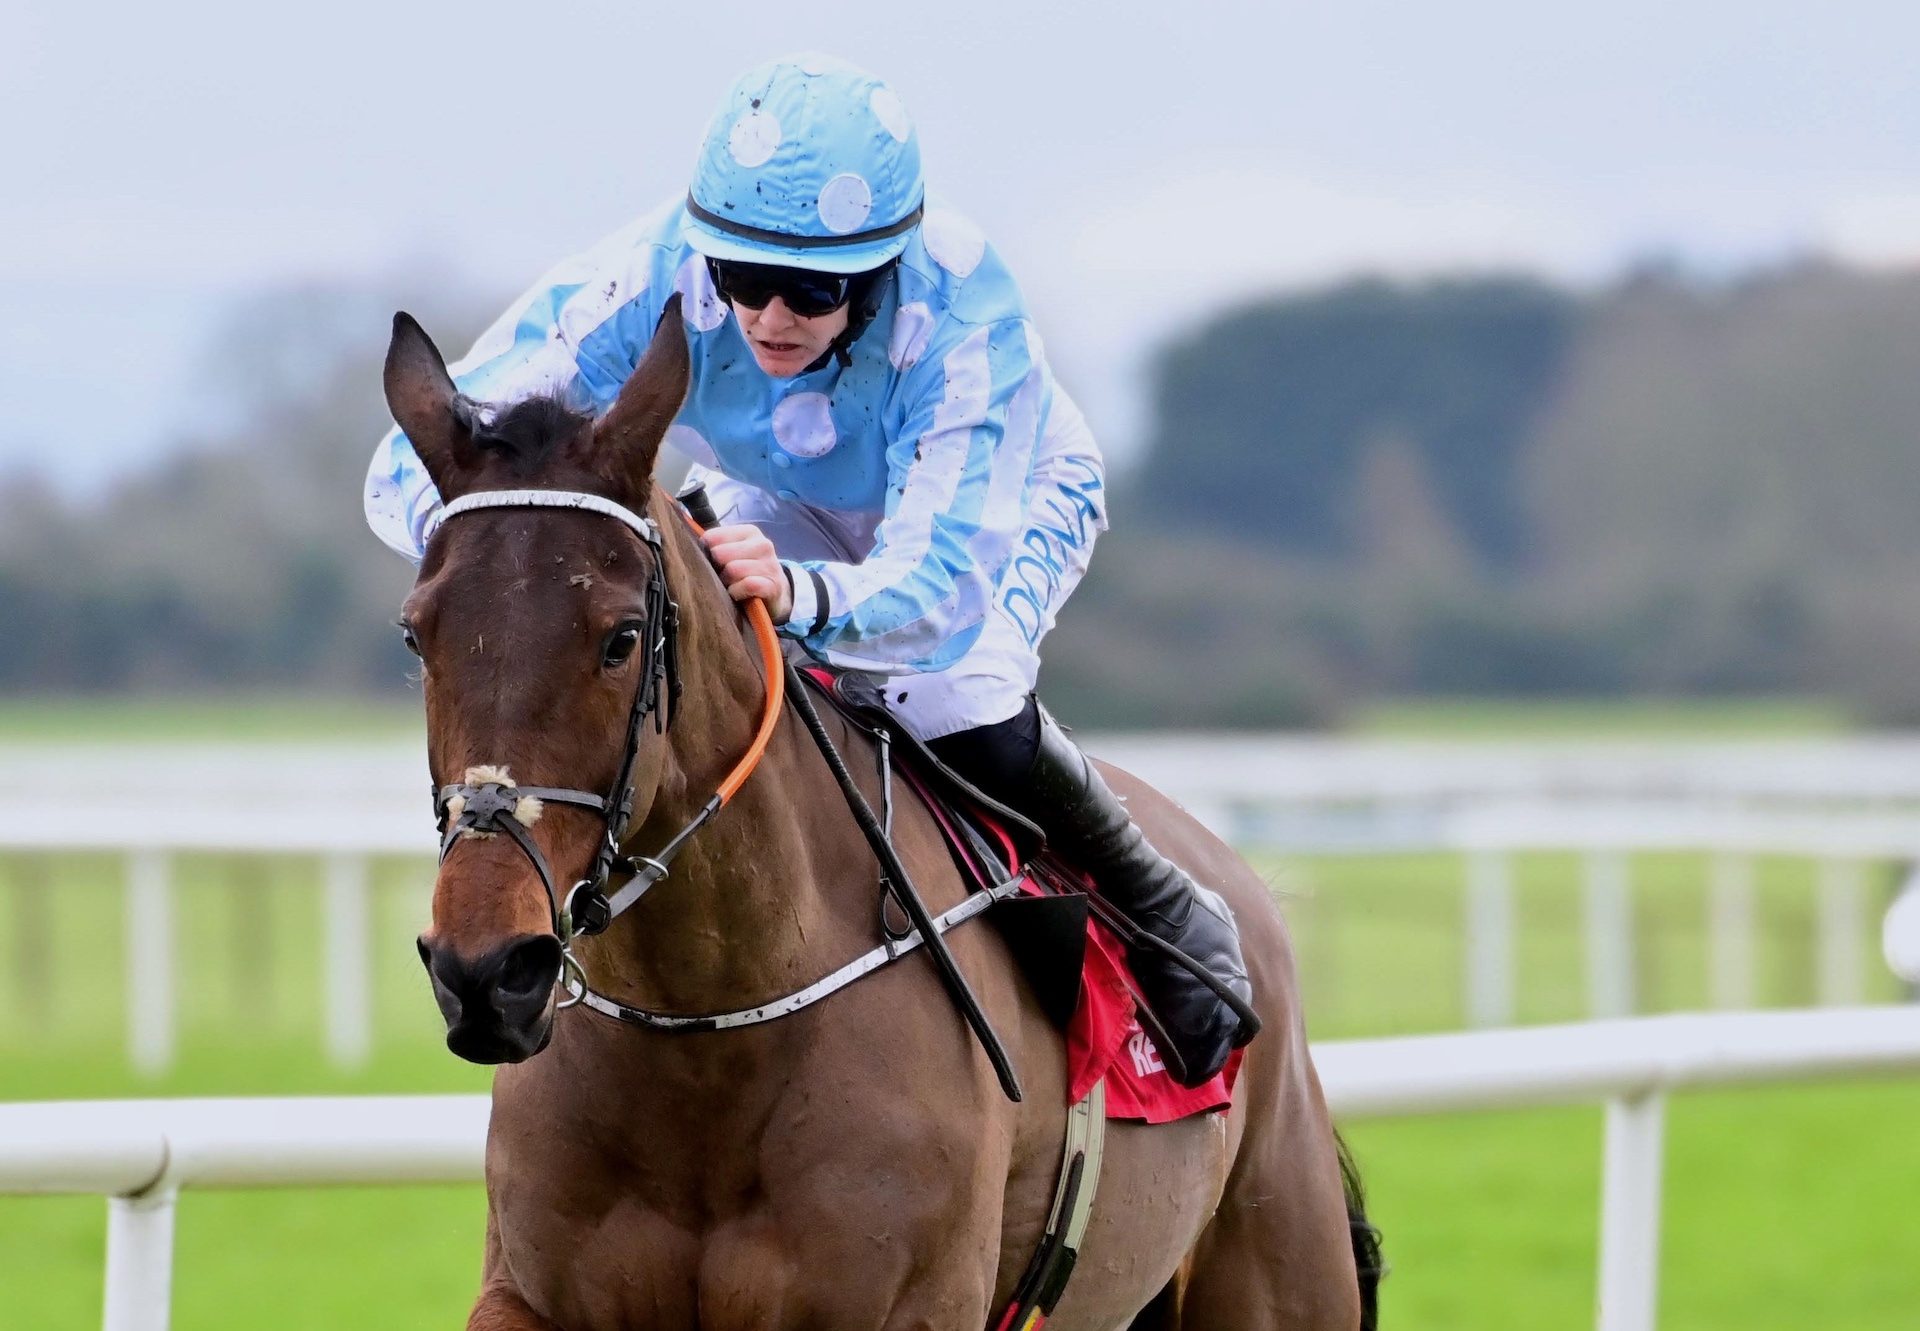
[384,296,689,1063]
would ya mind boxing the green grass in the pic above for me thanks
[2,833,1914,1326]
[0,857,490,1329]
[0,693,1858,744]
[1270,852,1904,1039]
[1352,696,1856,739]
[0,695,423,744]
[2,1181,486,1330]
[1347,1079,1920,1329]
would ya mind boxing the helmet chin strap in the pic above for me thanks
[816,260,899,371]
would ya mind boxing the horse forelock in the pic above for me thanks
[469,394,595,474]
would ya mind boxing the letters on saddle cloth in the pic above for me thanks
[801,667,1243,1124]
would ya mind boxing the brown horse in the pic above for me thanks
[384,298,1379,1330]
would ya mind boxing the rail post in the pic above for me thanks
[10,853,51,1024]
[126,850,175,1076]
[1585,851,1634,1019]
[103,1188,176,1331]
[1816,857,1866,1006]
[1708,853,1756,1009]
[1465,851,1515,1027]
[1596,1090,1665,1331]
[323,853,373,1070]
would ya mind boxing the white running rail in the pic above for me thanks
[3,802,1914,1071]
[2,1008,1916,1331]
[6,738,1920,1070]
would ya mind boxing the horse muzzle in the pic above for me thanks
[417,932,563,1064]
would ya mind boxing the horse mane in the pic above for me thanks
[460,393,594,473]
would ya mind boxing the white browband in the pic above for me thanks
[427,489,661,545]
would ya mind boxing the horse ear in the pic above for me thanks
[592,293,690,499]
[383,313,476,495]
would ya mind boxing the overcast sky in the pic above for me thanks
[6,0,1918,492]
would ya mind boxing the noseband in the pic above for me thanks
[426,489,684,946]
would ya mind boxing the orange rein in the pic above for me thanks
[680,509,785,805]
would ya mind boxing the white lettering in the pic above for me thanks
[1127,1026,1166,1079]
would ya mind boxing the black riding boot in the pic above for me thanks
[931,699,1256,1086]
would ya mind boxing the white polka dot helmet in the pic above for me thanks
[684,54,924,275]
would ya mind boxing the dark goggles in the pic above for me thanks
[706,258,852,318]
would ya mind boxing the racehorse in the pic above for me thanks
[384,296,1381,1330]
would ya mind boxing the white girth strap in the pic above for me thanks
[564,873,1029,1031]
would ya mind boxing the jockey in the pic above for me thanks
[364,54,1253,1085]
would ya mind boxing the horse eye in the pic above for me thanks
[398,622,421,656]
[602,624,643,668]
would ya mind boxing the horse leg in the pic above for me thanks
[1172,1067,1368,1331]
[1096,776,1376,1330]
[468,1285,562,1331]
[467,1217,563,1331]
[1126,1277,1185,1330]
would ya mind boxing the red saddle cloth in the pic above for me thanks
[929,774,1242,1122]
[1027,871,1244,1123]
[800,667,1241,1122]
[893,753,1242,1123]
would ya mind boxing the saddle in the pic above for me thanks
[796,666,1243,1124]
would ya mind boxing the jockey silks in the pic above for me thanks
[365,196,1107,722]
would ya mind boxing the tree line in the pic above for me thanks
[6,262,1919,728]
[1047,262,1920,725]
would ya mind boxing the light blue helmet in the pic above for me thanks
[683,54,924,275]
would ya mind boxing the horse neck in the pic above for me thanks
[575,498,870,1010]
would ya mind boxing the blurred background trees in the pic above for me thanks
[1051,261,1920,726]
[0,282,485,697]
[5,261,1919,728]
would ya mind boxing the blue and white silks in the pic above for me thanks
[364,200,1106,738]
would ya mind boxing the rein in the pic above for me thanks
[425,485,1020,1101]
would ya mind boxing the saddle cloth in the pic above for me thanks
[801,668,1242,1123]
[986,836,1242,1123]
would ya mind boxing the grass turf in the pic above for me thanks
[1345,1078,1920,1329]
[0,695,424,744]
[1350,696,1856,739]
[2,844,1914,1327]
[0,692,1855,744]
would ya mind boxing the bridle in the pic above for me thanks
[417,485,1018,1099]
[423,487,782,1002]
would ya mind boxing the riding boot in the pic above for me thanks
[931,700,1256,1086]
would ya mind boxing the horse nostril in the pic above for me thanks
[496,935,563,1004]
[416,933,559,1053]
[417,934,469,1030]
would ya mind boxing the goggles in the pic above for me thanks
[706,259,852,319]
